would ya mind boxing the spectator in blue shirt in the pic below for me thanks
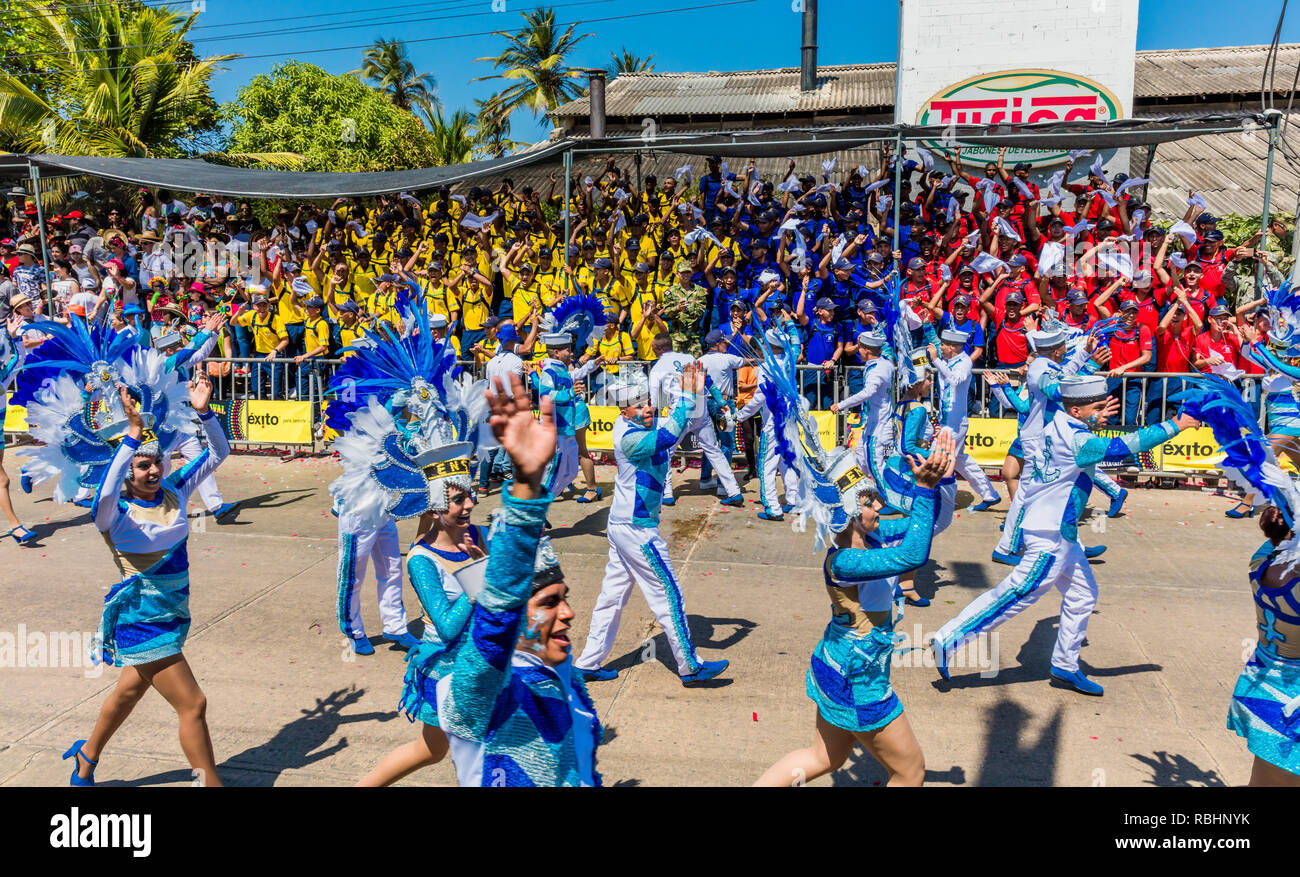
[797,295,842,410]
[843,298,882,396]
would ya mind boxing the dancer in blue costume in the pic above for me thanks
[1169,374,1300,784]
[753,412,957,786]
[986,366,1031,501]
[532,295,606,501]
[63,373,230,787]
[326,298,489,656]
[437,371,603,786]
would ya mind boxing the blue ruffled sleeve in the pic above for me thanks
[829,488,938,581]
[408,555,473,641]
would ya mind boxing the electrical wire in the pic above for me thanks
[10,0,757,76]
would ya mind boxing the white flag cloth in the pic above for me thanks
[723,179,740,199]
[758,270,780,285]
[1168,252,1189,269]
[778,219,807,256]
[1069,149,1092,161]
[946,199,960,222]
[612,188,631,204]
[1170,220,1198,244]
[674,164,693,181]
[993,216,1022,241]
[863,179,889,194]
[1089,155,1106,179]
[940,174,956,189]
[720,161,730,178]
[450,194,467,205]
[1116,177,1149,195]
[970,252,1009,274]
[913,146,935,171]
[1066,220,1094,236]
[878,195,893,215]
[1038,194,1066,207]
[1097,248,1134,280]
[610,211,627,235]
[1096,189,1118,208]
[983,189,1000,213]
[1038,241,1066,274]
[789,202,806,214]
[1130,208,1147,228]
[460,211,500,231]
[821,157,837,175]
[1211,360,1247,381]
[747,183,763,206]
[400,192,422,207]
[1047,169,1066,194]
[1014,179,1036,201]
[963,229,981,249]
[1187,193,1207,210]
[812,182,838,194]
[583,176,593,187]
[776,177,802,193]
[855,164,869,178]
[900,304,923,330]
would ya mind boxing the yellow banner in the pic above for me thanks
[964,417,1021,467]
[1153,426,1224,472]
[209,399,314,445]
[4,396,26,432]
[583,405,620,451]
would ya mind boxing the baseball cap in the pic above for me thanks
[815,297,835,311]
[1208,303,1230,317]
[302,296,325,309]
[1196,213,1220,224]
[593,257,613,270]
[337,300,360,314]
[855,297,877,312]
[634,262,652,274]
[1066,289,1088,305]
[907,257,926,270]
[1008,254,1027,267]
[704,329,726,348]
[1005,290,1026,305]
[1120,298,1140,312]
[953,294,971,306]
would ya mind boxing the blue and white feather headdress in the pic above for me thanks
[17,341,197,503]
[1173,376,1300,538]
[1262,278,1300,360]
[542,294,607,350]
[327,299,490,529]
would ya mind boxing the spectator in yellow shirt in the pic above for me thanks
[628,264,668,360]
[586,257,632,326]
[235,292,290,398]
[293,296,331,399]
[584,320,634,376]
[428,313,461,359]
[272,262,312,355]
[448,261,492,350]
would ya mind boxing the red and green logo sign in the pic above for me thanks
[916,69,1122,167]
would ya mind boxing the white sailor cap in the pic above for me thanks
[940,329,970,345]
[429,314,449,329]
[1058,375,1110,403]
[765,328,787,349]
[857,330,886,348]
[152,331,183,350]
[541,331,573,348]
[1029,327,1067,349]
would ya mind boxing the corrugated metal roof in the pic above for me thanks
[553,44,1300,119]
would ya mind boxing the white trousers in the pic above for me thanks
[336,518,408,639]
[544,434,580,498]
[757,417,802,515]
[934,531,1097,673]
[952,425,999,503]
[165,435,224,512]
[663,415,741,500]
[934,478,957,535]
[575,522,702,676]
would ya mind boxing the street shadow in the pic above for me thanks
[206,488,316,526]
[602,616,754,687]
[100,686,395,787]
[831,746,968,787]
[976,699,1063,786]
[934,617,1161,690]
[23,513,92,543]
[545,504,609,539]
[914,559,994,603]
[1129,750,1228,787]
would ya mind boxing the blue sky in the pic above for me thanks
[193,0,1300,143]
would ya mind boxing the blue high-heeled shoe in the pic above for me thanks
[894,586,930,607]
[574,487,602,504]
[1225,502,1256,519]
[8,525,37,545]
[62,740,97,787]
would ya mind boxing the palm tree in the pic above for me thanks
[353,38,439,119]
[0,1,300,170]
[473,6,592,128]
[471,98,525,160]
[426,109,475,167]
[607,48,655,78]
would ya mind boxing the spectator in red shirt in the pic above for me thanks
[983,288,1033,369]
[1058,288,1099,331]
[1107,299,1154,424]
[1188,227,1253,300]
[900,256,941,324]
[1148,295,1203,418]
[1172,262,1216,325]
[1193,303,1243,374]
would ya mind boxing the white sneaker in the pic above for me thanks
[699,478,719,490]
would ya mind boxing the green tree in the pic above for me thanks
[223,62,440,172]
[353,38,439,118]
[473,6,592,128]
[0,0,294,168]
[471,98,525,159]
[426,108,475,167]
[606,48,655,78]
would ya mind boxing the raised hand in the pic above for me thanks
[487,372,555,498]
[679,360,706,397]
[189,371,213,414]
[907,427,957,488]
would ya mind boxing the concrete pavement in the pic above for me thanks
[0,451,1260,787]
